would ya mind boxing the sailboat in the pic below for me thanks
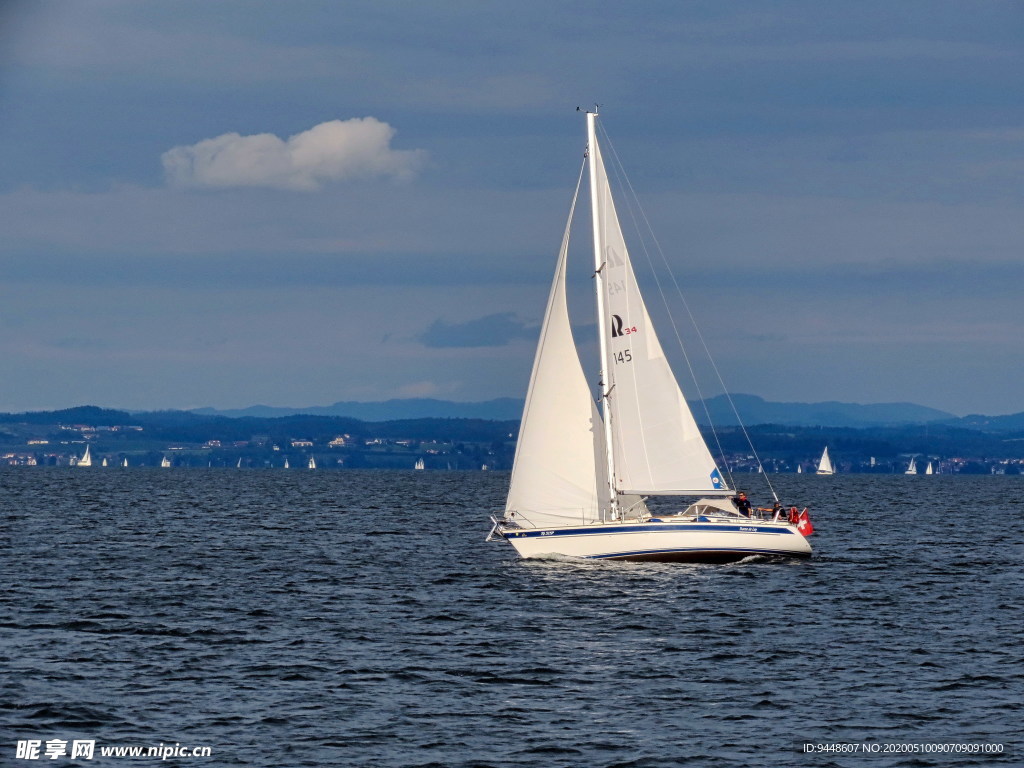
[77,445,93,467]
[101,457,108,467]
[925,461,934,475]
[161,455,171,468]
[414,458,425,470]
[308,456,316,470]
[122,457,128,467]
[797,465,803,474]
[284,457,290,469]
[905,457,918,475]
[816,447,834,475]
[486,111,811,562]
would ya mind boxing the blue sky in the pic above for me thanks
[1,0,1022,416]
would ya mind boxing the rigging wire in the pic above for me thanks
[596,121,780,502]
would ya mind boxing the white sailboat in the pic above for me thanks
[101,457,108,467]
[905,457,918,475]
[77,445,93,467]
[284,457,290,469]
[122,457,129,467]
[925,461,934,475]
[816,447,834,475]
[308,456,316,469]
[161,455,171,468]
[487,111,811,562]
[797,465,803,474]
[414,458,425,470]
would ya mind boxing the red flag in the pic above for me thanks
[796,509,814,536]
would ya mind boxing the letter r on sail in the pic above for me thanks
[611,314,624,338]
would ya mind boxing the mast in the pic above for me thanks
[587,110,619,521]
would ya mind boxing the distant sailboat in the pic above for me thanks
[101,457,108,467]
[122,457,128,467]
[925,461,934,475]
[161,456,171,468]
[237,458,242,468]
[797,465,803,474]
[905,457,918,475]
[284,457,290,469]
[308,456,316,469]
[414,458,425,470]
[77,445,93,467]
[816,447,834,475]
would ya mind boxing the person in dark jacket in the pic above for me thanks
[733,491,753,517]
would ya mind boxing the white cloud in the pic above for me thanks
[161,118,426,191]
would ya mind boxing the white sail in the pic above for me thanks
[505,176,605,527]
[284,458,290,469]
[308,456,316,469]
[415,458,425,470]
[161,456,171,468]
[102,457,108,467]
[925,461,933,475]
[78,445,92,467]
[122,457,128,467]
[816,447,833,475]
[590,129,726,497]
[905,457,917,475]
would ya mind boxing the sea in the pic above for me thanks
[1,469,1020,767]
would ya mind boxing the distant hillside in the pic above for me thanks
[191,398,524,421]
[952,412,1024,431]
[191,394,956,428]
[695,394,955,428]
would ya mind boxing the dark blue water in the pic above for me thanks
[1,470,1021,767]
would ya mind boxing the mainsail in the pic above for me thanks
[589,124,727,497]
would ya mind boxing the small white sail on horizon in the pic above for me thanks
[284,457,290,469]
[161,455,171,468]
[77,444,93,467]
[101,457,108,467]
[308,456,316,469]
[414,458,425,470]
[122,457,128,467]
[905,457,918,475]
[816,447,834,475]
[925,461,934,475]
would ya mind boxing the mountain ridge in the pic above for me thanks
[191,394,966,428]
[6,396,1021,431]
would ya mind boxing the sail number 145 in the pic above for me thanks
[614,349,632,364]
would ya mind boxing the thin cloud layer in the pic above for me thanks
[419,313,539,349]
[162,118,426,190]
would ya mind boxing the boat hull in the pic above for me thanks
[500,520,811,562]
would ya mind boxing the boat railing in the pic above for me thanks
[495,508,597,530]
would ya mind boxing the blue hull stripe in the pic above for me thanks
[510,523,796,539]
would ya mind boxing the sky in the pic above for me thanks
[1,0,1022,417]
